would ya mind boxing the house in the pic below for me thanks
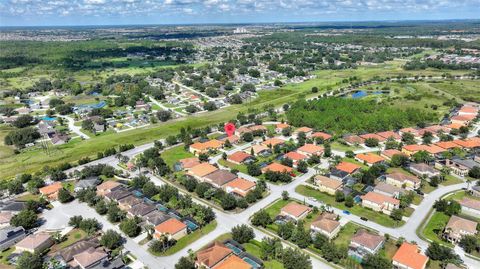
[118,195,142,211]
[247,145,270,156]
[310,213,341,240]
[189,140,224,155]
[280,202,312,221]
[314,175,343,195]
[376,131,401,141]
[261,162,293,174]
[175,157,201,171]
[262,138,285,148]
[283,151,308,167]
[446,158,479,177]
[374,182,406,199]
[0,201,27,214]
[203,170,237,188]
[224,178,256,197]
[227,151,253,165]
[399,127,420,138]
[0,226,26,251]
[355,153,385,166]
[381,149,406,160]
[409,163,441,179]
[187,163,218,181]
[443,215,478,243]
[0,212,13,228]
[15,232,53,253]
[39,182,63,200]
[57,238,100,264]
[195,241,233,268]
[329,169,349,181]
[74,177,100,192]
[459,198,480,218]
[471,185,480,198]
[392,242,429,269]
[96,181,122,197]
[295,127,313,136]
[73,247,108,269]
[335,162,361,174]
[385,172,421,190]
[154,218,188,241]
[360,133,386,143]
[51,133,70,145]
[297,144,323,156]
[310,132,332,142]
[104,188,131,202]
[144,211,170,227]
[361,191,400,215]
[344,135,364,145]
[435,141,461,150]
[214,254,252,269]
[348,229,385,262]
[127,202,156,218]
[275,123,290,133]
[402,144,445,156]
[453,138,480,149]
[451,114,476,125]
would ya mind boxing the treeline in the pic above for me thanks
[404,59,480,70]
[286,98,437,134]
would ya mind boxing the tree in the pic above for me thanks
[4,127,41,148]
[251,210,273,227]
[95,200,108,215]
[282,247,312,269]
[100,230,123,249]
[203,101,217,111]
[120,218,141,237]
[344,195,354,207]
[232,224,255,244]
[107,204,125,223]
[468,166,480,179]
[291,221,311,248]
[175,256,195,269]
[82,119,94,132]
[13,115,34,128]
[156,110,172,122]
[390,208,404,221]
[422,131,434,144]
[391,154,409,167]
[364,138,379,147]
[297,160,308,173]
[247,163,262,176]
[282,191,289,200]
[10,209,38,229]
[69,215,83,228]
[7,179,24,195]
[426,242,461,262]
[459,235,479,253]
[313,233,328,249]
[58,188,74,203]
[16,252,43,269]
[278,222,295,240]
[335,190,345,202]
[78,218,101,235]
[362,254,391,269]
[220,194,237,210]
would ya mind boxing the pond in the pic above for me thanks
[350,90,386,99]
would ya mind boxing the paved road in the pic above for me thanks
[148,95,186,117]
[61,115,90,139]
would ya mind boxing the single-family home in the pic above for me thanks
[15,232,53,253]
[189,140,224,155]
[96,181,122,197]
[73,247,108,269]
[187,163,218,181]
[435,141,461,150]
[385,172,421,190]
[262,138,285,148]
[224,178,256,197]
[335,162,361,174]
[154,218,188,241]
[261,162,293,174]
[360,133,387,143]
[195,241,233,269]
[74,177,100,192]
[0,212,13,228]
[127,202,156,218]
[446,158,480,177]
[227,151,253,165]
[355,153,385,167]
[374,182,406,199]
[214,254,252,269]
[348,229,385,262]
[247,145,270,156]
[459,198,480,218]
[104,188,131,203]
[344,135,364,146]
[39,182,63,200]
[409,163,441,179]
[311,132,332,142]
[453,138,480,150]
[275,123,290,133]
[295,127,313,136]
[56,238,100,264]
[392,242,429,269]
[203,170,237,188]
[0,226,26,251]
[283,151,308,167]
[443,215,478,243]
[361,191,400,215]
[310,213,341,240]
[175,157,201,171]
[144,211,170,227]
[280,202,312,221]
[381,149,406,160]
[376,131,401,141]
[314,175,343,195]
[118,195,142,211]
[297,144,324,157]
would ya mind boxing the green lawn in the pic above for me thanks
[442,175,464,186]
[160,145,195,168]
[448,190,480,202]
[421,211,452,247]
[15,193,41,202]
[51,229,88,251]
[296,185,404,227]
[218,159,248,174]
[150,220,217,256]
[331,142,361,152]
[264,199,291,219]
[333,222,362,248]
[244,240,284,269]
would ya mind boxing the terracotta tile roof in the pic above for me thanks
[435,141,461,149]
[445,215,478,235]
[315,175,342,190]
[446,123,465,130]
[355,153,385,164]
[189,163,218,177]
[311,132,332,140]
[261,162,293,173]
[453,139,480,149]
[276,123,290,129]
[249,145,269,155]
[459,198,480,211]
[403,144,426,152]
[96,181,122,192]
[387,172,420,184]
[400,127,419,135]
[215,254,252,269]
[190,139,224,151]
[360,133,386,142]
[297,144,323,154]
[381,149,405,159]
[335,161,361,174]
[392,242,428,269]
[296,127,313,133]
[227,151,252,163]
[196,242,233,268]
[424,144,446,154]
[225,178,256,193]
[39,182,63,196]
[344,135,364,144]
[249,125,267,131]
[155,218,187,235]
[459,106,479,114]
[73,247,107,269]
[281,202,311,218]
[204,170,237,186]
[262,138,286,147]
[179,157,201,169]
[284,151,308,161]
[350,229,385,251]
[376,131,401,140]
[311,217,340,233]
[452,114,476,122]
[361,191,400,206]
[221,135,240,144]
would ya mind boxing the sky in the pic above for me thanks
[0,0,479,26]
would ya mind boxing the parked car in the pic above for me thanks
[360,217,368,221]
[343,210,351,215]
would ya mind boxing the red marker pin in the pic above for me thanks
[224,123,236,137]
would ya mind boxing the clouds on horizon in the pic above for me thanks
[1,0,479,26]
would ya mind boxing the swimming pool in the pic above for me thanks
[243,257,261,269]
[225,243,243,255]
[42,116,56,121]
[156,204,168,212]
[184,220,199,231]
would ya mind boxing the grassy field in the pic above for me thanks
[333,222,362,249]
[161,145,195,168]
[296,185,405,227]
[421,211,452,246]
[218,159,248,174]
